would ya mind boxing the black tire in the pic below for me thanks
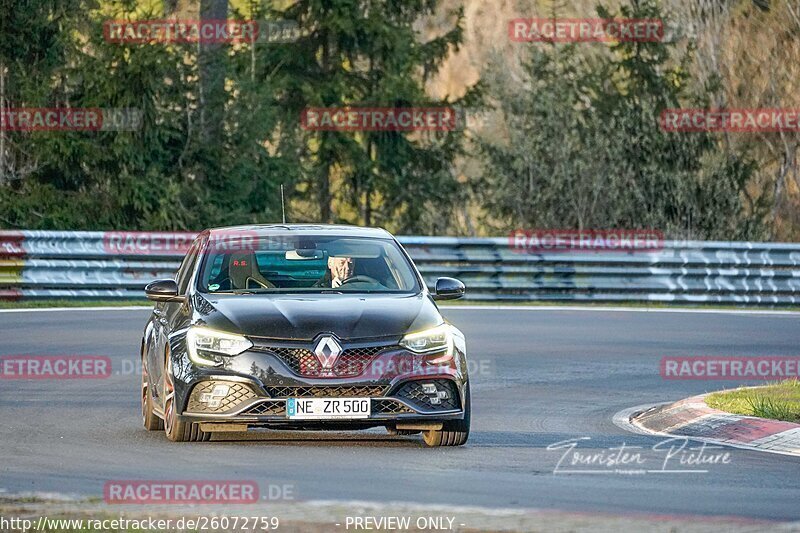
[163,351,210,442]
[165,414,212,442]
[422,382,470,447]
[141,351,163,431]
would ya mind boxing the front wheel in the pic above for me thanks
[163,352,210,442]
[422,382,471,447]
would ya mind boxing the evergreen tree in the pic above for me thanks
[477,0,759,240]
[271,0,472,232]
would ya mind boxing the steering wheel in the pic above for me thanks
[338,275,380,286]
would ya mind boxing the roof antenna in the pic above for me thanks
[280,184,287,224]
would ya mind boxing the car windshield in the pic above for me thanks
[197,234,420,294]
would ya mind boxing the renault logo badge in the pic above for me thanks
[314,335,342,372]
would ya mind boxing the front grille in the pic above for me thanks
[241,400,285,416]
[262,345,390,378]
[186,381,257,413]
[269,347,320,374]
[394,379,460,411]
[265,385,387,398]
[372,398,415,414]
[335,346,386,376]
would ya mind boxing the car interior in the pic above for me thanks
[204,240,405,292]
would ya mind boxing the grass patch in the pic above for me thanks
[705,380,800,423]
[0,299,150,309]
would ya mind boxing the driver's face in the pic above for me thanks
[328,256,354,281]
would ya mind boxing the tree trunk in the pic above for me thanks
[0,62,5,185]
[198,0,228,156]
[363,187,372,226]
[316,30,333,222]
[319,158,331,222]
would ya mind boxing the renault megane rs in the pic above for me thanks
[140,224,470,446]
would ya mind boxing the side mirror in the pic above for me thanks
[433,277,465,301]
[145,279,183,302]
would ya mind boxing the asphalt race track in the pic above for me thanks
[1,307,799,521]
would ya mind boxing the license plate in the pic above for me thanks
[286,397,371,419]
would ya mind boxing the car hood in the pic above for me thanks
[194,292,442,341]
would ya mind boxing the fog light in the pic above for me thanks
[212,384,230,396]
[187,381,257,414]
[421,382,448,405]
[199,384,231,408]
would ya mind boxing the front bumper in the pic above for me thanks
[170,334,468,429]
[180,377,464,430]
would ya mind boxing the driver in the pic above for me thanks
[328,256,355,288]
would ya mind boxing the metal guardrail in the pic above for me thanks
[1,230,800,305]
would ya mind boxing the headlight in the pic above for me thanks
[400,324,452,354]
[186,326,253,366]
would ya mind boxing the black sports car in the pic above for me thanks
[140,224,470,446]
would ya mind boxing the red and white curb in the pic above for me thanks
[614,393,800,458]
